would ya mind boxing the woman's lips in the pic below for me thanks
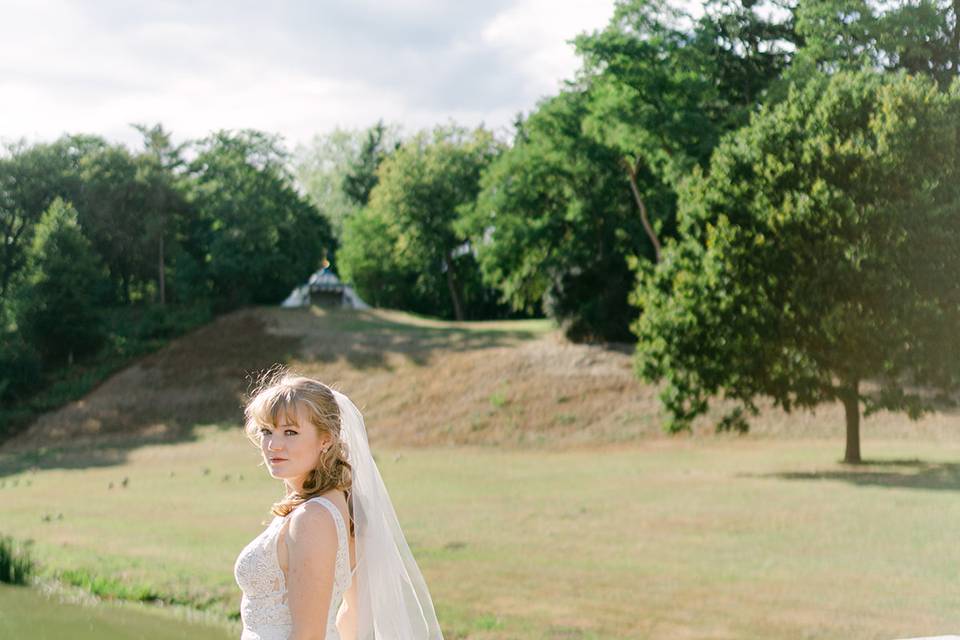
[269,457,287,463]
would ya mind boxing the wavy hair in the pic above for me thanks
[244,369,353,527]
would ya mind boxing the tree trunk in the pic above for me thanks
[443,253,465,321]
[624,157,662,263]
[158,233,166,305]
[841,379,861,464]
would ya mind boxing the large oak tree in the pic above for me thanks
[633,71,960,463]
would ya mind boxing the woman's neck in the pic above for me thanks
[283,477,304,496]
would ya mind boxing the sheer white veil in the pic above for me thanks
[331,388,444,640]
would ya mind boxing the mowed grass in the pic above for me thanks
[3,428,960,639]
[0,582,234,640]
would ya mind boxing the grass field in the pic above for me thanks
[0,582,234,640]
[3,426,960,639]
[3,306,960,639]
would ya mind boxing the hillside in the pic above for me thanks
[5,306,960,460]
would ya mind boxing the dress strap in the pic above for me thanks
[302,496,345,534]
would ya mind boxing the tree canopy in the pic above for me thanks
[18,198,107,365]
[339,125,504,321]
[188,130,333,309]
[463,88,652,342]
[633,70,960,462]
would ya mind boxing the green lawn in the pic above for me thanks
[2,428,960,638]
[0,583,233,640]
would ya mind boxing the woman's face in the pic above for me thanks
[258,407,330,486]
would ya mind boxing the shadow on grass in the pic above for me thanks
[0,430,209,478]
[299,307,553,370]
[755,459,960,492]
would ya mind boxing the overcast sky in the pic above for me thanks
[0,0,618,150]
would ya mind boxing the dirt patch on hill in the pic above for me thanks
[253,307,668,448]
[6,305,960,458]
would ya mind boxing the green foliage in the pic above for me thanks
[337,205,411,309]
[634,71,960,448]
[292,123,401,242]
[19,199,107,365]
[342,120,399,207]
[293,128,360,244]
[0,331,42,403]
[0,535,34,585]
[101,303,213,347]
[0,132,186,308]
[576,0,796,184]
[340,125,505,320]
[0,137,90,297]
[188,130,333,309]
[464,0,797,343]
[133,123,190,306]
[794,0,960,88]
[74,144,158,303]
[464,89,651,342]
[59,568,162,602]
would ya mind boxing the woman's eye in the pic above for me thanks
[285,430,297,436]
[259,428,271,435]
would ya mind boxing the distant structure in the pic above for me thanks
[281,263,370,309]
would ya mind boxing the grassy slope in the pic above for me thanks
[3,306,960,638]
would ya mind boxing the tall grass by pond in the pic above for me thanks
[0,534,35,585]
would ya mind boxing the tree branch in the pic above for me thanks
[624,156,662,263]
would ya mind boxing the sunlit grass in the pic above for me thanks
[3,428,960,638]
[0,583,234,640]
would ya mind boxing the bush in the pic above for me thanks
[0,332,42,403]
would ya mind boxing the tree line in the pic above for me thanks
[6,0,960,461]
[1,127,332,410]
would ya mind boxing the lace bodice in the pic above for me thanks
[234,496,354,640]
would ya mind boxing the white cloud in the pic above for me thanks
[0,0,617,149]
[482,0,615,96]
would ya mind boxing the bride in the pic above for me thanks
[234,371,444,640]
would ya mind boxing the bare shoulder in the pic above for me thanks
[287,498,339,547]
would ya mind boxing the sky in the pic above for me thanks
[0,0,618,150]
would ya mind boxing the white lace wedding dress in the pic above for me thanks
[234,496,356,640]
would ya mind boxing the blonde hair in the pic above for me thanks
[244,369,353,524]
